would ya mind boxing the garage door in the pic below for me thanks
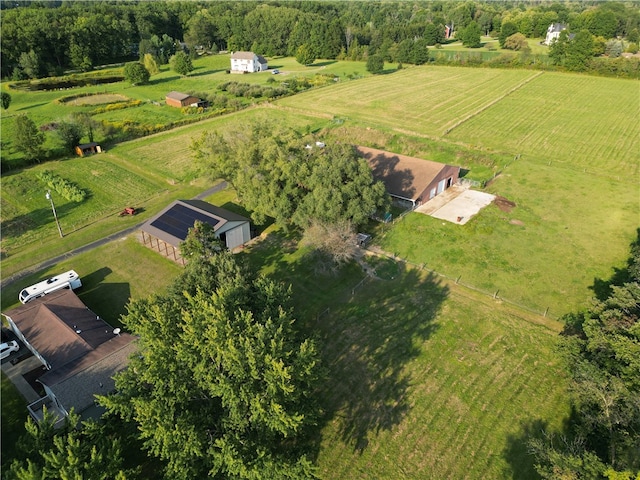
[437,179,446,194]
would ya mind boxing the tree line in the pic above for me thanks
[529,232,640,479]
[2,1,638,79]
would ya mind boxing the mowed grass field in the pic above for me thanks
[242,235,569,480]
[275,65,640,316]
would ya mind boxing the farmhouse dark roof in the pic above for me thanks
[141,200,249,247]
[256,55,267,64]
[356,146,452,203]
[2,289,128,370]
[231,51,257,60]
[40,334,137,413]
[166,91,191,101]
[77,142,99,149]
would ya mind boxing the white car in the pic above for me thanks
[0,341,19,360]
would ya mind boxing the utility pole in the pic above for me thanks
[46,190,63,238]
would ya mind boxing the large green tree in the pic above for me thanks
[1,92,11,110]
[170,50,194,76]
[14,114,46,163]
[7,409,131,479]
[123,61,150,85]
[460,21,482,48]
[192,122,389,230]
[99,252,321,480]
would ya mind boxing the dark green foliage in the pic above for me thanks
[14,114,45,163]
[192,122,390,230]
[366,54,384,74]
[55,119,84,153]
[99,252,322,479]
[460,21,482,48]
[1,92,12,110]
[6,410,131,479]
[37,170,87,203]
[170,51,194,76]
[499,21,519,48]
[123,61,150,85]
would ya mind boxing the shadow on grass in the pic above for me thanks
[318,266,446,453]
[589,227,640,301]
[503,418,548,479]
[78,271,130,328]
[246,231,448,456]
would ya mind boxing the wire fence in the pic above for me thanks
[314,248,557,324]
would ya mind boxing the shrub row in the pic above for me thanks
[90,99,142,114]
[37,170,87,202]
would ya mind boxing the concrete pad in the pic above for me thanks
[430,189,495,224]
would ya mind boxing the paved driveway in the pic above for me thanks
[415,185,495,225]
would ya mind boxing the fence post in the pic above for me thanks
[543,307,549,317]
[493,289,499,299]
[456,276,461,284]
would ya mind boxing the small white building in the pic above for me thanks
[544,23,567,45]
[230,51,268,73]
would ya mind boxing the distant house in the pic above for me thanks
[356,146,460,208]
[140,199,252,264]
[75,142,101,157]
[230,51,268,73]
[445,24,454,40]
[2,289,137,425]
[544,23,567,45]
[165,91,207,108]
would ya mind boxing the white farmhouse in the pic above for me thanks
[230,51,268,73]
[544,23,567,45]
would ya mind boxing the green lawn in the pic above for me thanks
[1,372,28,471]
[242,232,569,479]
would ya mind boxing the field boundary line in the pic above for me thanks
[443,71,545,136]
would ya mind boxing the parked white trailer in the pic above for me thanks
[18,270,82,304]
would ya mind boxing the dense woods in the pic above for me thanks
[1,1,639,79]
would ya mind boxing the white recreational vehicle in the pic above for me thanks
[18,270,82,304]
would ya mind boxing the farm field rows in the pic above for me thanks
[276,66,640,179]
[277,67,538,137]
[447,72,640,178]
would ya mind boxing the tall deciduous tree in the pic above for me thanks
[99,252,322,480]
[191,122,389,230]
[123,61,150,85]
[295,44,315,66]
[55,119,84,153]
[170,50,194,76]
[366,53,384,74]
[14,114,45,163]
[460,21,482,48]
[499,21,519,48]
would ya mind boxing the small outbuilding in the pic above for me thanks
[140,199,251,264]
[165,91,207,108]
[356,146,460,208]
[230,51,268,73]
[75,142,101,157]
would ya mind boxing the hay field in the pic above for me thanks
[276,66,639,178]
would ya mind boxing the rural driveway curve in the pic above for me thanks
[1,182,227,289]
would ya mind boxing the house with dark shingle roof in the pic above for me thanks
[2,289,136,425]
[230,51,268,73]
[140,199,251,264]
[356,146,460,208]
